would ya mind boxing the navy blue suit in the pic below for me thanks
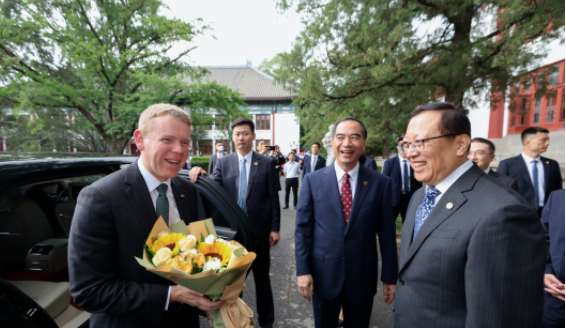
[382,156,422,223]
[364,155,378,170]
[210,151,280,327]
[497,155,562,211]
[295,164,398,327]
[302,155,326,181]
[541,189,565,328]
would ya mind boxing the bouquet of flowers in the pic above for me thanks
[135,217,256,328]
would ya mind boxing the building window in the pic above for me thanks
[560,89,565,122]
[256,115,271,130]
[523,76,532,93]
[549,66,560,86]
[198,140,213,155]
[532,96,542,124]
[546,91,557,124]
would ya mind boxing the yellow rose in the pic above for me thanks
[152,247,172,267]
[178,235,197,253]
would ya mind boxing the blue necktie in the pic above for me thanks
[413,186,441,240]
[238,158,248,214]
[532,160,539,211]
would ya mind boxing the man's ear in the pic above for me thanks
[134,130,144,152]
[456,135,471,157]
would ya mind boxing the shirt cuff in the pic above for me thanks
[165,286,172,311]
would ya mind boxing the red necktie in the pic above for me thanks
[341,173,352,224]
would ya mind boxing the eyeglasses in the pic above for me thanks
[399,134,457,154]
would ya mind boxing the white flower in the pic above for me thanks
[204,234,216,245]
[202,257,222,271]
[178,235,197,252]
[186,248,198,256]
[152,247,172,267]
[156,230,169,239]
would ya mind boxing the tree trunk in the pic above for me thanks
[108,137,129,154]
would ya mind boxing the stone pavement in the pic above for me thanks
[201,176,401,328]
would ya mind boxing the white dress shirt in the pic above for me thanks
[398,155,411,190]
[335,161,360,200]
[284,161,301,178]
[521,152,546,207]
[311,155,318,172]
[236,150,253,185]
[430,159,474,205]
[137,159,182,311]
[484,167,491,174]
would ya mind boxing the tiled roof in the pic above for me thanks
[185,66,297,100]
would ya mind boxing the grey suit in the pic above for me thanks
[208,152,220,174]
[488,168,519,192]
[69,160,200,328]
[392,165,546,328]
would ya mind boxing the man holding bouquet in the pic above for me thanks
[295,117,399,327]
[69,104,224,328]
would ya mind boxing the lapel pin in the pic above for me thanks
[254,162,258,165]
[181,194,185,198]
[446,202,454,210]
[364,181,368,186]
[546,161,549,164]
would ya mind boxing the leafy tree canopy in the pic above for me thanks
[0,0,246,153]
[271,0,564,157]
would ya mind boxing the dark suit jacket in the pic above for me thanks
[392,165,546,328]
[381,156,421,207]
[208,153,220,174]
[488,169,519,192]
[210,151,280,235]
[69,160,199,328]
[295,164,398,303]
[541,189,565,309]
[497,155,562,208]
[364,156,378,171]
[302,155,326,181]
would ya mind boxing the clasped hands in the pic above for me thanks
[296,274,396,305]
[544,274,565,301]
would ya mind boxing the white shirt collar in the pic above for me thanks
[398,155,408,163]
[433,159,474,195]
[334,161,360,182]
[137,159,172,193]
[236,150,253,163]
[483,167,491,174]
[521,152,540,163]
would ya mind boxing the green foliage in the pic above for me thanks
[0,0,246,153]
[189,156,210,171]
[272,0,564,156]
[144,244,155,262]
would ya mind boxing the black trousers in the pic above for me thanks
[312,283,373,328]
[542,292,565,328]
[285,177,299,206]
[393,192,412,224]
[245,237,274,328]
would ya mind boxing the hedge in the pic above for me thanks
[189,156,210,170]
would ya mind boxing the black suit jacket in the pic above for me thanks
[208,153,219,174]
[497,155,562,208]
[364,156,378,171]
[302,155,326,181]
[381,156,421,207]
[210,151,280,235]
[68,160,200,327]
[488,169,519,192]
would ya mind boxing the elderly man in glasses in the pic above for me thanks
[391,102,546,328]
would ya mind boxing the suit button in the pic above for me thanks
[392,307,395,312]
[399,279,405,285]
[345,239,349,242]
[341,258,345,262]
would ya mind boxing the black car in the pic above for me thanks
[0,153,259,328]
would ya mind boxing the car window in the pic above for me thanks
[69,175,105,184]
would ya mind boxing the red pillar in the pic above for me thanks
[488,90,505,139]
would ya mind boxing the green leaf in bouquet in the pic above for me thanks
[151,237,158,243]
[200,233,205,242]
[144,244,156,262]
[170,221,190,235]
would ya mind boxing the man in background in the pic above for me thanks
[189,118,280,328]
[208,141,225,174]
[382,138,421,223]
[541,189,565,328]
[469,137,518,192]
[497,127,562,216]
[302,142,326,181]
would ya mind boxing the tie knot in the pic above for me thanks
[241,158,246,164]
[156,183,168,195]
[426,186,440,198]
[531,159,537,164]
[343,173,350,180]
